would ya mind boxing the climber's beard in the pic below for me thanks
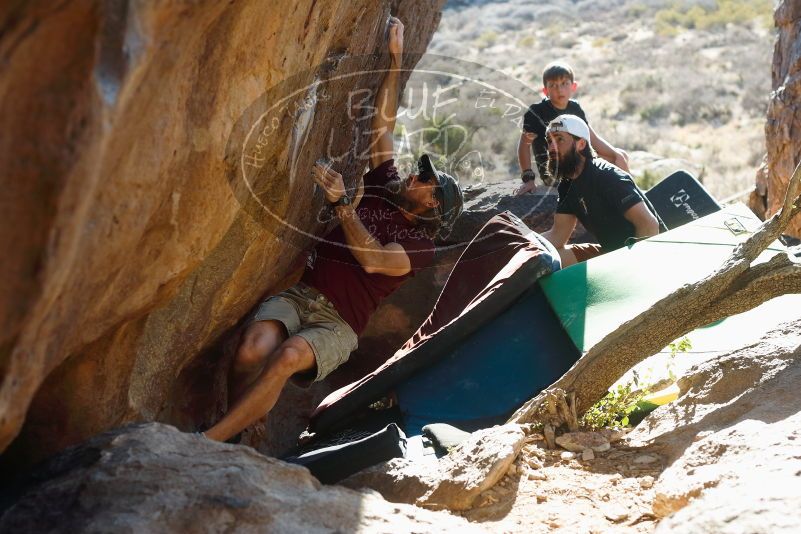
[547,143,582,180]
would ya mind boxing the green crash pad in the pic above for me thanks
[539,203,788,353]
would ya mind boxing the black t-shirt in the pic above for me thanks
[556,159,667,251]
[523,99,588,180]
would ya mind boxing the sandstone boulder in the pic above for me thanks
[555,431,611,453]
[0,423,482,533]
[0,0,445,464]
[627,150,705,187]
[750,0,801,237]
[342,424,526,511]
[626,321,801,527]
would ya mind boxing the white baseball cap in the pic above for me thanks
[546,114,590,145]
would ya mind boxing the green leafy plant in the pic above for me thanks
[634,169,662,190]
[639,103,670,123]
[666,336,692,382]
[668,337,693,355]
[421,116,470,159]
[581,381,649,430]
[581,336,693,429]
[475,31,498,50]
[517,35,535,48]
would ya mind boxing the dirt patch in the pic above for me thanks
[463,435,664,533]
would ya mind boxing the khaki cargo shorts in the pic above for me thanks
[250,283,358,383]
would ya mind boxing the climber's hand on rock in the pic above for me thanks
[388,17,404,59]
[515,180,538,196]
[312,162,346,204]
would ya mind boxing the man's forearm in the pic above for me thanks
[334,204,407,274]
[543,214,577,249]
[542,229,562,248]
[593,142,617,166]
[613,151,630,172]
[372,55,402,137]
[634,219,660,238]
[589,127,622,166]
[625,203,661,239]
[518,137,532,173]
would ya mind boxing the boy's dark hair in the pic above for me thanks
[542,61,575,86]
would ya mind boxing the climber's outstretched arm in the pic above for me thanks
[370,16,404,169]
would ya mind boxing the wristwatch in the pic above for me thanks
[521,169,537,183]
[332,195,351,208]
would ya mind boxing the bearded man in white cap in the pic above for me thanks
[541,114,666,266]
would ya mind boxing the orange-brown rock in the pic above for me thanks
[751,0,801,236]
[0,0,445,464]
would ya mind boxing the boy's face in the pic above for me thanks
[542,76,578,109]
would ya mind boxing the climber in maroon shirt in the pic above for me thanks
[204,17,464,443]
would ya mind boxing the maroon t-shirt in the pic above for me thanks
[301,159,436,336]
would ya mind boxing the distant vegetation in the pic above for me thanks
[475,30,499,50]
[424,0,776,199]
[655,0,774,36]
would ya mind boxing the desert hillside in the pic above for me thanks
[419,0,774,199]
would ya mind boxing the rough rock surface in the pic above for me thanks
[450,322,801,533]
[751,0,801,236]
[0,423,481,533]
[626,321,801,527]
[0,0,445,462]
[627,151,706,185]
[342,424,526,511]
[555,431,611,453]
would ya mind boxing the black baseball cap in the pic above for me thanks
[417,153,464,230]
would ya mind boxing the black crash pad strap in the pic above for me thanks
[282,423,406,484]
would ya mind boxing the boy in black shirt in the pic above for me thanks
[517,61,629,193]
